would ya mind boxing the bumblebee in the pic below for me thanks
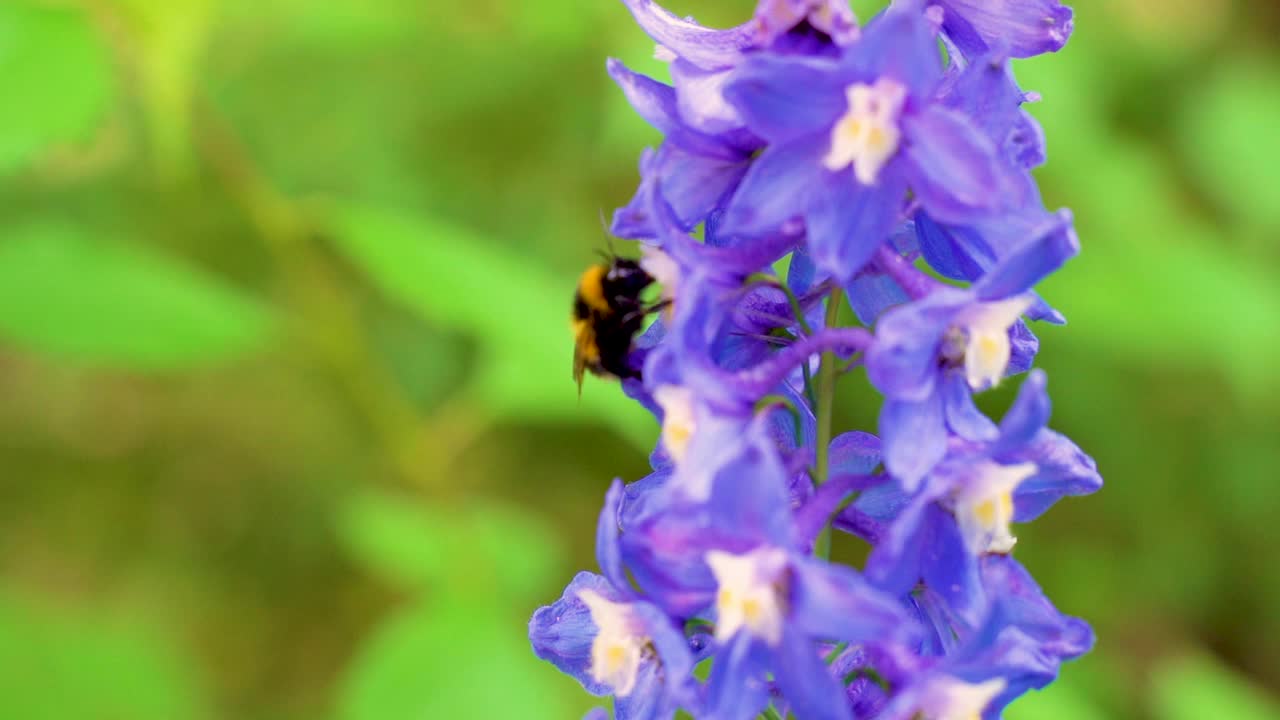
[572,256,656,390]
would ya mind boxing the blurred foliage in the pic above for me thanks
[0,0,1276,719]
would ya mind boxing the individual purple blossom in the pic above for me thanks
[531,481,709,719]
[848,371,1102,622]
[865,224,1078,486]
[529,570,695,719]
[717,1,1027,283]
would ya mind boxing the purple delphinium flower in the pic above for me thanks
[718,1,1025,283]
[865,224,1078,486]
[535,1,1101,717]
[849,371,1101,623]
[531,483,699,719]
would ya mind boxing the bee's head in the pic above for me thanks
[605,258,653,297]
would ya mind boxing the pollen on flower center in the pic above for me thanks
[823,78,908,185]
[654,385,697,465]
[955,462,1037,555]
[578,589,649,697]
[918,677,1008,720]
[706,547,788,646]
[957,295,1035,390]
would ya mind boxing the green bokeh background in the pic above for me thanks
[0,0,1277,718]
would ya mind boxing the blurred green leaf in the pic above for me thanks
[0,2,112,174]
[338,489,561,601]
[1038,139,1280,400]
[0,222,273,368]
[467,503,562,602]
[327,203,654,449]
[337,596,574,720]
[1176,54,1280,230]
[0,591,205,720]
[1150,652,1280,720]
[337,490,453,589]
[112,0,214,178]
[222,0,420,50]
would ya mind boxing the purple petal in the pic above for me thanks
[1010,429,1102,521]
[633,602,696,686]
[974,209,1079,300]
[705,633,771,720]
[950,55,1048,170]
[723,52,847,144]
[1007,320,1039,376]
[755,0,861,48]
[669,59,745,135]
[787,244,818,294]
[596,480,630,593]
[619,511,717,617]
[918,510,985,626]
[847,1,944,97]
[836,476,909,544]
[775,630,854,720]
[794,472,882,549]
[700,420,798,547]
[791,556,921,645]
[903,105,1007,225]
[1008,109,1048,168]
[914,212,991,282]
[607,58,742,161]
[880,391,949,492]
[991,368,1049,456]
[845,264,911,325]
[863,493,934,595]
[941,371,998,441]
[655,144,751,229]
[719,135,826,240]
[866,289,966,401]
[612,147,661,238]
[829,431,883,475]
[529,572,619,696]
[614,662,666,720]
[807,164,909,283]
[619,0,755,69]
[945,556,1094,703]
[937,0,1074,59]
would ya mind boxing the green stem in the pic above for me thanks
[761,707,784,720]
[812,287,844,559]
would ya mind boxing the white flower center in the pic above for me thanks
[919,676,1007,720]
[640,245,680,308]
[654,385,697,465]
[706,547,788,646]
[577,589,647,697]
[957,295,1035,391]
[823,78,907,185]
[954,461,1037,554]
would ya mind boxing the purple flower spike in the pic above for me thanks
[536,1,1101,717]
